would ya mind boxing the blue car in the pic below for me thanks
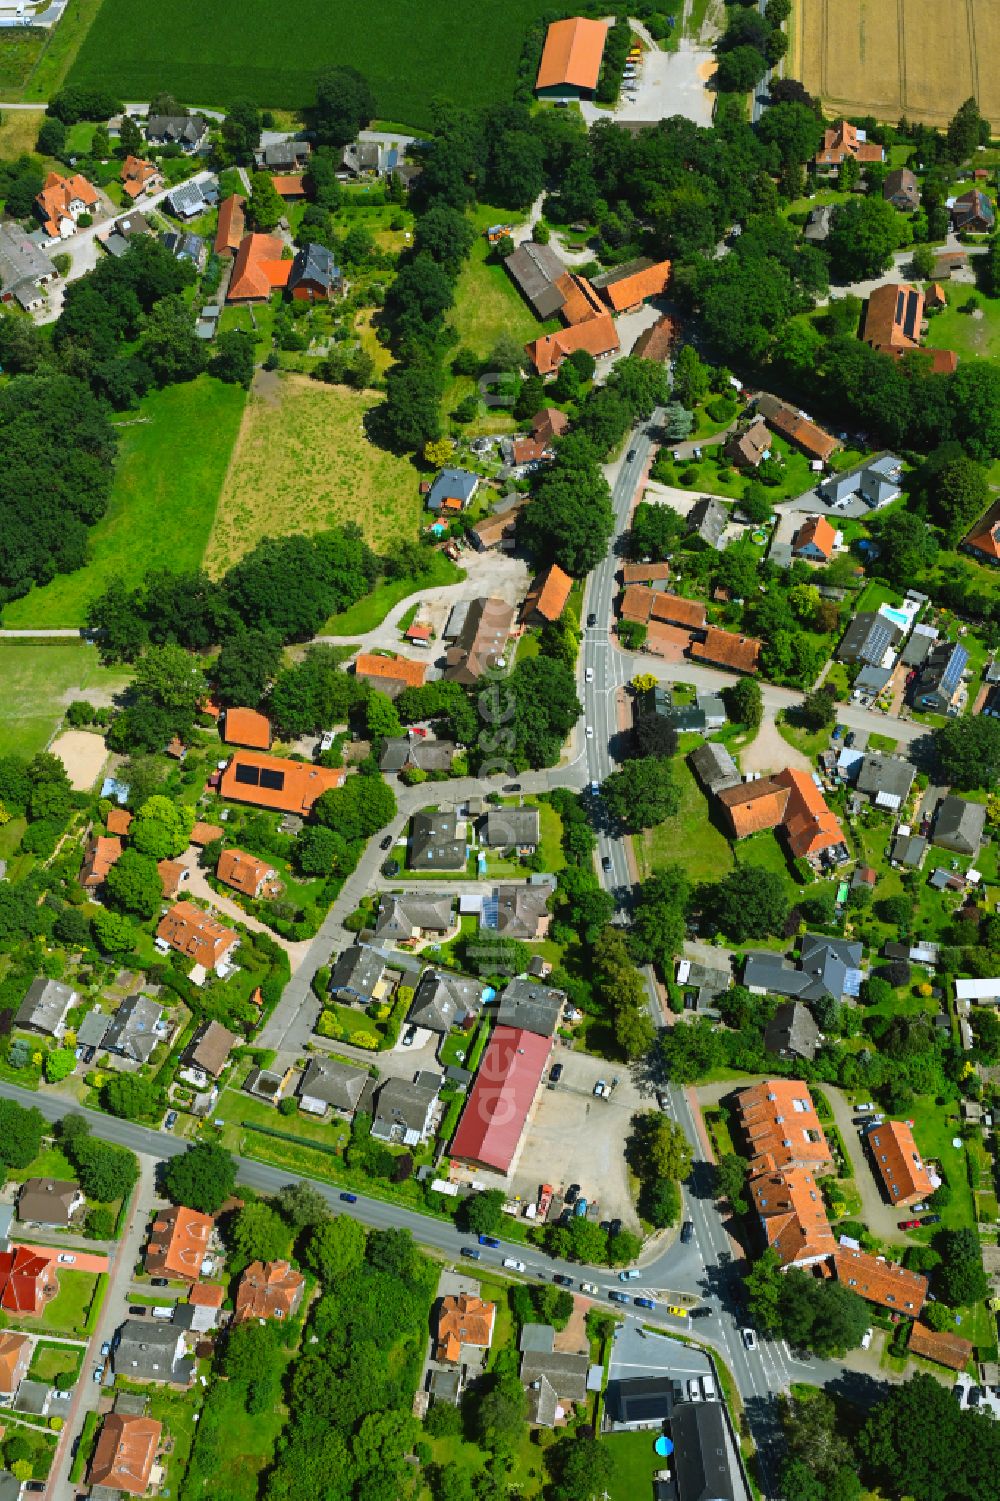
[608,1291,630,1304]
[635,1297,655,1310]
[478,1235,500,1248]
[339,1192,358,1204]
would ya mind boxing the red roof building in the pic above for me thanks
[535,17,608,97]
[222,707,272,749]
[748,1166,837,1268]
[866,1119,934,1207]
[228,233,292,302]
[525,315,619,376]
[219,752,345,814]
[233,1260,305,1323]
[832,1247,927,1314]
[815,120,884,167]
[214,193,245,257]
[962,499,1000,565]
[734,1079,833,1175]
[792,515,837,562]
[120,155,160,200]
[145,1205,214,1280]
[0,1245,58,1315]
[89,1413,162,1495]
[450,1026,553,1174]
[217,847,278,899]
[775,767,846,861]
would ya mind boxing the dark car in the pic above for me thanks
[565,1183,581,1205]
[587,612,597,628]
[549,1063,563,1084]
[150,1277,168,1288]
[380,835,393,850]
[608,1218,623,1240]
[461,1248,482,1261]
[968,1386,983,1407]
[164,1110,177,1130]
[478,1235,500,1248]
[920,1214,942,1226]
[627,449,637,462]
[504,783,522,792]
[24,1486,45,1495]
[680,1220,694,1244]
[608,1290,630,1304]
[339,1192,358,1204]
[690,1306,712,1319]
[553,1273,574,1287]
[602,855,612,872]
[128,1305,147,1316]
[635,1296,655,1310]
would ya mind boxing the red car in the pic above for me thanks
[898,1218,921,1230]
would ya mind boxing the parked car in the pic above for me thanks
[690,1307,712,1319]
[504,783,522,792]
[549,1064,563,1084]
[150,1277,168,1287]
[478,1235,500,1248]
[57,1254,76,1265]
[861,1328,873,1350]
[635,1296,655,1310]
[580,1282,600,1295]
[845,731,855,747]
[608,1291,630,1304]
[164,1110,177,1130]
[687,1378,702,1402]
[339,1192,358,1204]
[898,1218,921,1230]
[968,1386,983,1407]
[742,1328,758,1351]
[100,1341,111,1357]
[380,835,393,849]
[402,1024,417,1047]
[565,1184,581,1205]
[701,1374,717,1400]
[128,1305,147,1316]
[607,1218,623,1239]
[920,1214,942,1226]
[619,1269,641,1282]
[553,1274,574,1287]
[680,1221,694,1243]
[502,1258,526,1272]
[574,1198,588,1217]
[666,1305,688,1319]
[461,1248,482,1261]
[92,1365,105,1384]
[832,726,843,742]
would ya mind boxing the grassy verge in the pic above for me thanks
[321,551,464,634]
[70,1410,100,1484]
[636,753,735,883]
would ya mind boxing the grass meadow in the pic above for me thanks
[0,641,132,759]
[3,377,246,628]
[3,0,107,101]
[68,0,557,126]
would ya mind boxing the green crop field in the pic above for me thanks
[68,0,556,128]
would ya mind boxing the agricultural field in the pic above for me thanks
[67,0,556,128]
[3,0,107,101]
[0,109,46,159]
[205,373,420,573]
[2,377,247,629]
[794,0,1000,128]
[0,640,131,760]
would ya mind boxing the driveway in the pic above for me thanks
[176,848,312,970]
[741,715,813,775]
[582,27,716,129]
[15,1243,108,1274]
[822,1085,911,1245]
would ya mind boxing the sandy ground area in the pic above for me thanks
[741,717,813,775]
[49,730,108,791]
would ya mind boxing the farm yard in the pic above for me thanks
[204,373,420,573]
[67,0,557,128]
[794,0,1000,127]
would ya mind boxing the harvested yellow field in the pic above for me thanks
[795,0,996,128]
[205,371,420,575]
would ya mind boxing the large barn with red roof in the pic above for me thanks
[449,1026,552,1174]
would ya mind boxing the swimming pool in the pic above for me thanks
[880,606,910,629]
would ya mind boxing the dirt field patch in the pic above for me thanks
[795,0,994,127]
[205,374,420,574]
[49,730,109,791]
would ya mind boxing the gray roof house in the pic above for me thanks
[379,736,456,774]
[258,139,311,171]
[16,977,75,1037]
[932,795,986,857]
[166,179,211,218]
[671,1399,745,1501]
[288,242,341,301]
[0,224,57,311]
[328,944,395,1005]
[407,969,483,1033]
[427,468,479,513]
[519,1324,589,1427]
[146,114,208,149]
[298,1057,372,1117]
[690,741,741,795]
[744,934,863,1002]
[482,807,540,850]
[818,454,903,510]
[17,1177,83,1227]
[161,230,207,270]
[764,1002,822,1062]
[103,994,163,1064]
[892,832,928,867]
[497,978,564,1037]
[855,753,915,810]
[409,810,467,871]
[504,241,568,320]
[77,1009,111,1049]
[914,640,969,714]
[836,611,903,666]
[113,1322,193,1384]
[373,893,454,944]
[685,497,728,550]
[370,1072,440,1146]
[494,884,551,940]
[803,204,832,242]
[901,622,939,667]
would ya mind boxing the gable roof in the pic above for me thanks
[444,596,515,683]
[223,707,272,749]
[554,269,606,325]
[497,977,564,1036]
[856,752,914,806]
[764,1002,822,1061]
[690,627,761,674]
[525,314,619,376]
[183,1020,237,1077]
[867,1119,933,1205]
[451,1026,553,1172]
[592,256,671,311]
[749,1165,837,1266]
[953,188,995,227]
[16,976,75,1034]
[0,1245,55,1314]
[686,496,728,547]
[81,834,124,887]
[220,751,345,813]
[883,166,919,204]
[754,393,839,461]
[89,1412,162,1494]
[190,820,223,845]
[632,312,676,362]
[793,514,836,559]
[734,1079,833,1174]
[228,233,291,301]
[933,794,986,854]
[535,16,608,91]
[436,1292,496,1363]
[690,741,740,795]
[299,1056,370,1111]
[329,943,393,1004]
[717,778,788,838]
[522,563,573,623]
[837,610,902,665]
[107,807,133,836]
[289,241,339,292]
[832,1247,927,1313]
[156,900,238,969]
[505,241,569,319]
[532,407,569,443]
[907,1321,974,1371]
[962,498,1000,562]
[816,120,884,164]
[622,561,671,585]
[217,846,275,896]
[35,171,99,235]
[233,1259,304,1322]
[0,1332,30,1394]
[354,653,427,694]
[18,1177,80,1226]
[146,1205,213,1278]
[214,193,245,255]
[408,968,483,1032]
[671,1397,743,1501]
[0,223,56,297]
[776,767,845,859]
[862,282,924,352]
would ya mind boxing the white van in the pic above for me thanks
[503,1258,526,1273]
[701,1374,717,1400]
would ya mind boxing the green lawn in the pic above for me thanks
[925,292,1000,362]
[68,0,558,128]
[32,1270,99,1335]
[636,753,735,884]
[322,551,464,634]
[600,1431,664,1500]
[654,436,865,505]
[9,1143,76,1184]
[183,1364,290,1501]
[3,378,247,628]
[116,1383,202,1496]
[0,640,132,759]
[29,1340,84,1384]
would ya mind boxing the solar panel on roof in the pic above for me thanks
[260,769,285,791]
[234,764,260,786]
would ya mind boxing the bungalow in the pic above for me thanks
[288,242,341,301]
[214,193,245,257]
[592,256,671,313]
[482,806,540,852]
[792,515,837,563]
[725,417,771,470]
[15,977,75,1037]
[409,809,467,871]
[228,232,291,302]
[745,934,863,1003]
[534,16,608,100]
[120,155,161,200]
[298,1057,371,1117]
[815,120,884,168]
[329,943,396,1006]
[952,188,995,234]
[354,652,427,697]
[370,1072,440,1146]
[0,224,57,312]
[962,498,1000,566]
[932,795,986,857]
[427,468,479,513]
[35,171,99,239]
[219,751,345,813]
[155,901,239,975]
[373,893,454,945]
[146,113,208,150]
[521,563,572,626]
[17,1177,83,1228]
[217,847,278,899]
[524,314,619,377]
[407,968,483,1032]
[883,167,920,212]
[913,639,968,714]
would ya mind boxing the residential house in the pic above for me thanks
[623,561,671,587]
[227,233,291,302]
[866,1119,933,1207]
[373,893,454,945]
[675,958,732,1014]
[426,468,479,515]
[469,502,527,553]
[222,707,272,749]
[754,393,840,462]
[217,847,278,900]
[901,622,939,667]
[271,174,306,199]
[370,1072,440,1145]
[792,515,837,563]
[451,1026,553,1173]
[818,454,903,510]
[0,1247,57,1315]
[0,1332,31,1400]
[482,806,540,852]
[831,1247,927,1315]
[883,167,920,212]
[907,1322,974,1371]
[855,753,915,810]
[497,977,564,1037]
[176,1282,225,1334]
[592,256,671,313]
[80,834,124,889]
[718,777,789,839]
[89,1412,162,1495]
[764,1002,822,1062]
[219,751,345,813]
[952,188,995,233]
[17,1177,83,1228]
[803,204,832,242]
[534,17,608,100]
[233,1260,304,1323]
[932,795,986,857]
[690,741,741,795]
[745,934,863,1003]
[690,627,761,674]
[15,977,75,1037]
[166,178,212,219]
[962,498,1000,566]
[685,497,728,550]
[379,734,456,775]
[157,858,188,898]
[339,139,387,177]
[146,114,207,150]
[837,611,903,666]
[670,1400,748,1501]
[518,1323,590,1427]
[113,1321,193,1385]
[101,210,155,258]
[861,282,924,355]
[913,639,968,713]
[815,120,884,167]
[353,652,427,697]
[436,1292,496,1364]
[35,171,99,238]
[161,228,207,271]
[533,407,569,444]
[777,767,847,864]
[748,1165,837,1268]
[181,1020,237,1079]
[504,241,569,319]
[521,563,573,626]
[103,994,164,1064]
[494,884,551,940]
[443,597,515,683]
[214,193,245,257]
[524,315,619,377]
[725,417,772,470]
[407,968,483,1033]
[733,1079,834,1175]
[632,311,677,362]
[409,809,467,871]
[288,242,341,301]
[120,155,160,200]
[298,1057,371,1117]
[77,1009,111,1052]
[155,901,239,975]
[0,224,57,311]
[892,832,928,868]
[329,943,396,1006]
[190,820,223,846]
[145,1206,213,1280]
[256,139,311,171]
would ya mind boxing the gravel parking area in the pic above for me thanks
[510,1048,649,1229]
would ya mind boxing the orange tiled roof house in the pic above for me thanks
[145,1205,214,1280]
[435,1292,496,1364]
[35,171,99,239]
[233,1260,305,1323]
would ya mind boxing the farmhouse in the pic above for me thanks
[524,315,619,377]
[444,597,515,683]
[535,16,608,100]
[521,563,572,625]
[952,188,995,233]
[591,256,671,312]
[815,120,884,167]
[146,114,208,150]
[632,313,676,362]
[354,652,427,696]
[0,224,57,311]
[120,155,160,199]
[450,1025,553,1174]
[214,193,245,257]
[504,241,570,320]
[219,751,346,813]
[217,848,279,899]
[754,394,839,462]
[228,233,292,302]
[35,171,99,239]
[288,243,341,301]
[861,282,924,355]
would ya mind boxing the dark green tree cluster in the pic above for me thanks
[745,1249,869,1356]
